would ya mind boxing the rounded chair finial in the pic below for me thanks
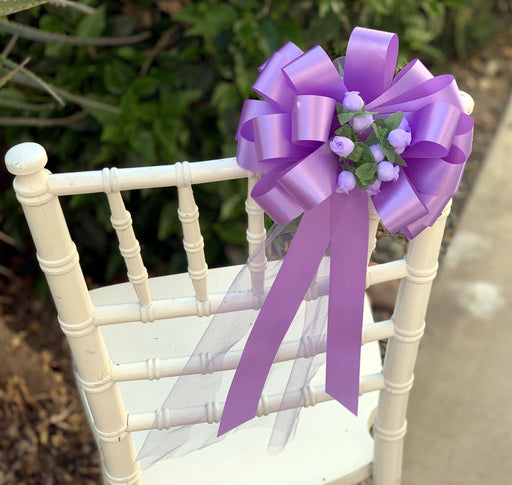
[459,91,474,115]
[5,142,48,176]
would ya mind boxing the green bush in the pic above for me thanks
[0,0,506,282]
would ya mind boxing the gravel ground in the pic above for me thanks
[1,21,512,484]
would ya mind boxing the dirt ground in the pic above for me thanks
[1,23,512,485]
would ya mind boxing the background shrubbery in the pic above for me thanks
[0,0,508,284]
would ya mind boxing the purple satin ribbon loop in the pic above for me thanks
[283,46,346,100]
[223,26,473,436]
[292,95,337,145]
[405,103,462,158]
[253,112,309,162]
[254,52,301,111]
[372,172,427,234]
[344,26,398,103]
[250,165,304,224]
[250,143,339,223]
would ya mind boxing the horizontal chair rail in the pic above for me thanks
[126,373,385,432]
[111,319,395,383]
[93,260,408,326]
[47,158,248,196]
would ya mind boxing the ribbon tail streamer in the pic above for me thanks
[326,190,369,415]
[218,198,333,435]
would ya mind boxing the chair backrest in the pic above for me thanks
[5,140,454,485]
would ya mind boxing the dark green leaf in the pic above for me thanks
[76,4,106,38]
[158,200,179,240]
[181,3,237,37]
[211,82,239,113]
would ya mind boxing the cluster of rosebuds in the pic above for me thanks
[329,91,412,196]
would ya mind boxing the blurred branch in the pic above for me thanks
[0,0,95,16]
[52,86,121,114]
[7,68,121,113]
[0,19,151,46]
[2,34,18,57]
[0,54,64,105]
[0,110,88,126]
[0,0,47,15]
[140,25,178,76]
[0,97,56,110]
[0,230,16,246]
[0,55,29,88]
[46,0,95,15]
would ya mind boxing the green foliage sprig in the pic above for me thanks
[333,103,407,191]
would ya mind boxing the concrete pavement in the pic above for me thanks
[402,93,512,483]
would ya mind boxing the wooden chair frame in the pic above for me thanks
[6,142,451,485]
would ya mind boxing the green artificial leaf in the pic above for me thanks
[371,121,381,139]
[361,143,375,164]
[342,158,353,171]
[365,131,378,146]
[349,143,364,163]
[380,141,397,162]
[355,163,377,185]
[337,111,355,125]
[393,153,408,167]
[335,123,357,142]
[372,117,386,130]
[384,111,403,131]
[336,102,344,114]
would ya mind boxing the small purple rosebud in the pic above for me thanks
[369,144,385,163]
[342,91,364,111]
[398,116,411,133]
[351,113,374,133]
[366,179,382,196]
[330,136,355,158]
[377,161,400,182]
[336,170,356,195]
[388,128,412,155]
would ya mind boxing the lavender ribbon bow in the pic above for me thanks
[218,26,473,435]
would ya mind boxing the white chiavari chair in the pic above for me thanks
[5,90,470,485]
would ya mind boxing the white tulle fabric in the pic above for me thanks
[138,221,331,469]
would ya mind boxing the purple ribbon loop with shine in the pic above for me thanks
[219,26,474,436]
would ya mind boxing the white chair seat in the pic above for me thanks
[91,265,381,485]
